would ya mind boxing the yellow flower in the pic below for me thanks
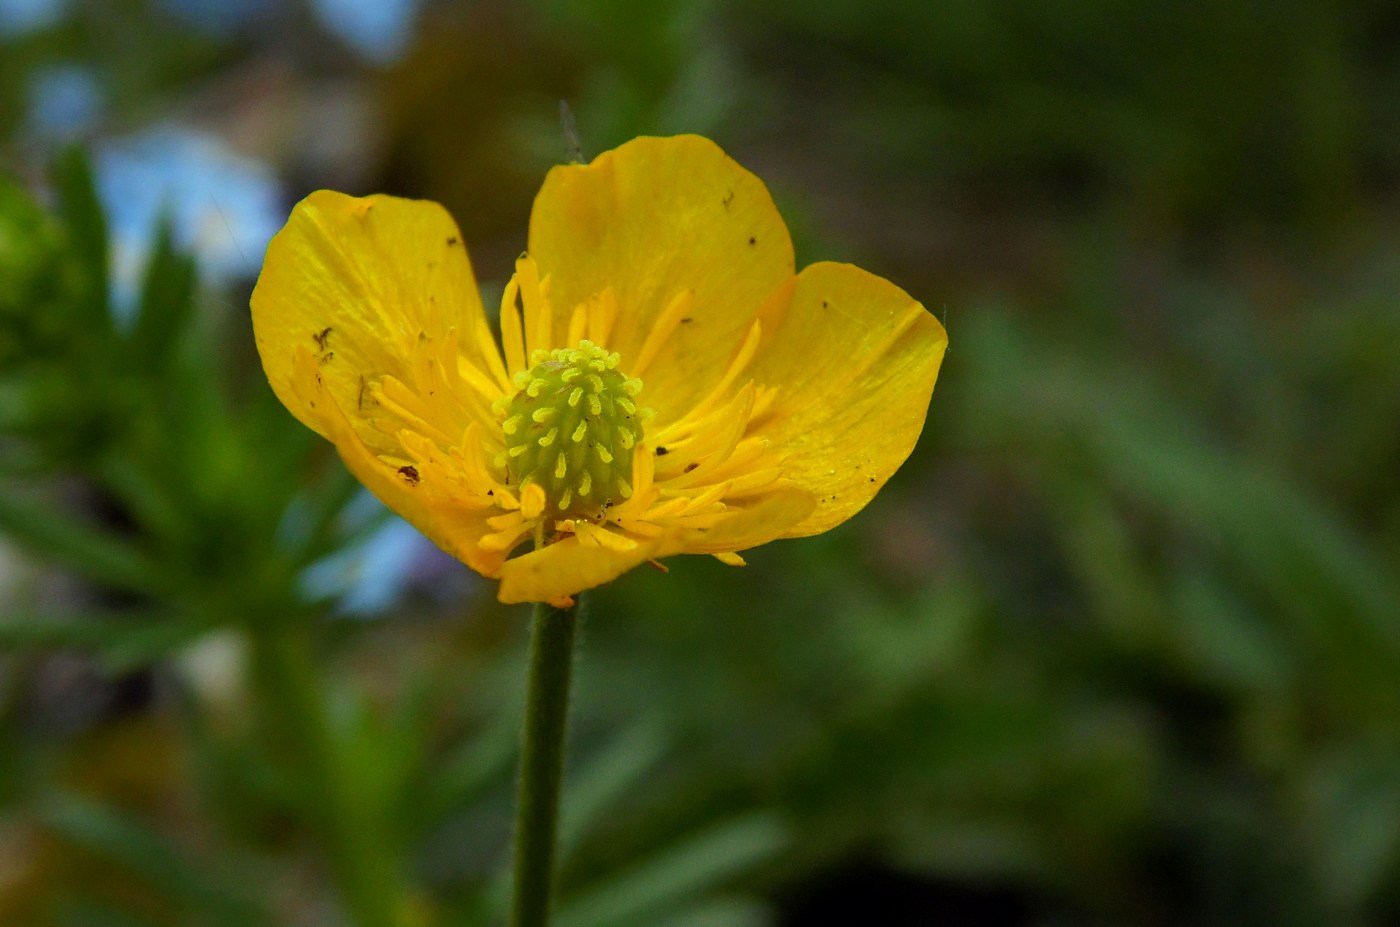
[251,135,947,606]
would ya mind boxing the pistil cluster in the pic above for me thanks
[498,340,647,523]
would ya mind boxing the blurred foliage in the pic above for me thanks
[2,0,1400,926]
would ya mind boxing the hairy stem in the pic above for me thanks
[509,595,583,927]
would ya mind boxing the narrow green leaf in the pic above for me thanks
[645,898,772,927]
[409,717,519,832]
[129,214,197,371]
[39,794,269,927]
[555,814,788,927]
[51,145,111,331]
[54,899,162,927]
[0,490,165,593]
[558,718,669,861]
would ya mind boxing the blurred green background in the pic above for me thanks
[2,0,1399,924]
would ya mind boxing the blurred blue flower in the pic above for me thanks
[311,0,421,65]
[94,126,282,320]
[0,0,69,38]
[155,0,271,37]
[301,511,455,616]
[27,64,103,139]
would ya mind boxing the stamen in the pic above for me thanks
[521,483,546,519]
[515,255,552,358]
[587,287,618,346]
[499,276,526,375]
[633,289,694,378]
[567,303,588,346]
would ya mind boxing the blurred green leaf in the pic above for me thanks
[0,610,207,672]
[39,794,270,927]
[128,215,198,375]
[53,900,163,927]
[558,718,669,861]
[50,146,112,330]
[556,814,787,927]
[646,897,771,927]
[0,489,166,595]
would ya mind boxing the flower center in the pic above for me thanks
[501,340,645,520]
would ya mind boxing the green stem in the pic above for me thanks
[250,625,400,927]
[510,596,583,927]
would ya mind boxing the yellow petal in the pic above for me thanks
[498,488,816,604]
[675,487,817,553]
[290,348,508,580]
[497,532,678,605]
[251,190,505,452]
[750,262,947,536]
[528,135,794,424]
